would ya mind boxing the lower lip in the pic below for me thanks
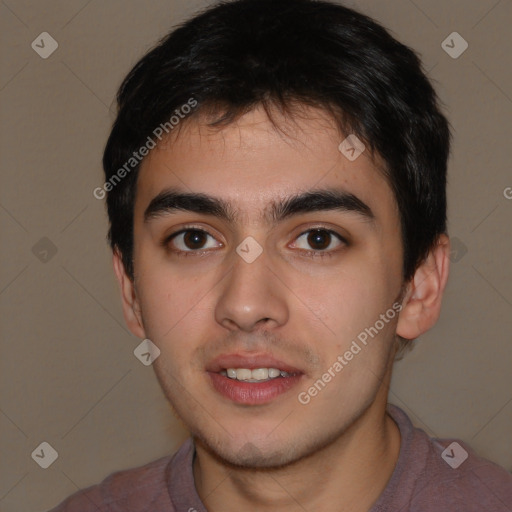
[208,372,303,405]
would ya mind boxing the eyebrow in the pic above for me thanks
[143,187,376,226]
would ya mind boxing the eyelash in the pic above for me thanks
[162,225,348,259]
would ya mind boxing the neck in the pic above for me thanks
[193,380,401,512]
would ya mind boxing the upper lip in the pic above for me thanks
[206,353,303,374]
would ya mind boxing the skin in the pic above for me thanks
[114,105,450,512]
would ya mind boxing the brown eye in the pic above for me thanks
[167,229,222,253]
[307,229,332,250]
[293,228,346,253]
[183,230,208,249]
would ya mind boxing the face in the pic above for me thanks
[127,106,405,468]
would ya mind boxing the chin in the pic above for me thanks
[196,432,304,469]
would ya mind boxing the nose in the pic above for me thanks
[214,245,288,332]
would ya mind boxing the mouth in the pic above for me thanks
[220,367,296,382]
[206,353,304,405]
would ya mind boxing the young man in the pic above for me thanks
[51,0,512,510]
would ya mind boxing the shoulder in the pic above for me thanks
[418,438,512,510]
[387,404,512,511]
[47,440,193,512]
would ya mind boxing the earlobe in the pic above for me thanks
[112,250,146,339]
[396,234,451,340]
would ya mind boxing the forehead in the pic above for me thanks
[134,106,397,225]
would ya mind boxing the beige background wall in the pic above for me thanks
[1,0,511,510]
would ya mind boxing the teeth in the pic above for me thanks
[223,367,292,381]
[236,368,252,380]
[251,368,269,380]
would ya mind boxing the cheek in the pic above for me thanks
[288,259,391,342]
[135,261,209,351]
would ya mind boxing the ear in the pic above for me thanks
[396,234,450,340]
[112,250,146,339]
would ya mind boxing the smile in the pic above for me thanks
[220,367,295,382]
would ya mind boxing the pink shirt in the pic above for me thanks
[48,404,512,511]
